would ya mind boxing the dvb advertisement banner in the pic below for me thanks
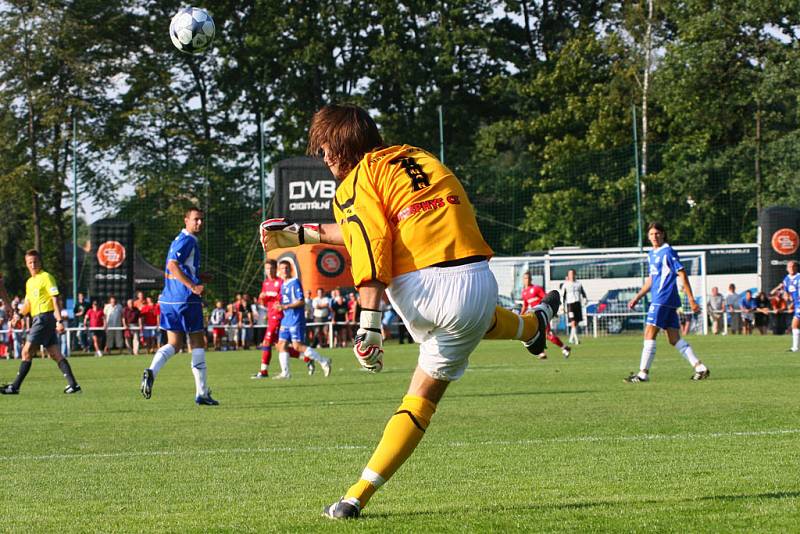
[272,156,337,223]
[759,206,800,294]
[90,219,134,301]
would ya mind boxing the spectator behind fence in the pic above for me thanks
[707,286,724,335]
[105,296,124,354]
[346,292,359,341]
[754,291,771,335]
[122,299,143,355]
[85,300,106,357]
[238,293,252,350]
[725,284,741,334]
[11,310,26,359]
[769,290,789,335]
[140,297,159,353]
[740,290,756,335]
[312,287,331,348]
[73,292,88,351]
[209,300,227,351]
[331,291,349,348]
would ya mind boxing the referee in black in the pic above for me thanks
[1,250,81,395]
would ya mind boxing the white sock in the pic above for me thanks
[304,347,323,362]
[149,344,176,378]
[793,329,800,351]
[191,348,207,396]
[260,363,268,372]
[279,351,290,375]
[570,327,578,344]
[675,338,699,367]
[639,339,656,375]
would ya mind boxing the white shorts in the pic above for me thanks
[387,260,497,381]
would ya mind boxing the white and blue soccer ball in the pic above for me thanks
[169,7,215,55]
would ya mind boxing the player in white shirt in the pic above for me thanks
[560,270,587,345]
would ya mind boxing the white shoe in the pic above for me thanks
[562,346,571,359]
[272,373,291,380]
[307,361,316,375]
[95,351,103,358]
[320,357,332,377]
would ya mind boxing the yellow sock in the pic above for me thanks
[483,305,537,340]
[344,395,437,509]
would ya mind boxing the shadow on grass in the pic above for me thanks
[363,491,800,519]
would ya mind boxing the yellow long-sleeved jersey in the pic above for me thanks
[333,145,493,286]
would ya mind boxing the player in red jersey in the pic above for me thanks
[252,259,308,378]
[520,272,570,359]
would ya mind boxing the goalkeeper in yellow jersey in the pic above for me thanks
[260,104,560,519]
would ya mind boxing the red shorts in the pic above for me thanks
[213,327,225,337]
[262,318,282,346]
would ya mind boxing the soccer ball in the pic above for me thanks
[169,7,215,55]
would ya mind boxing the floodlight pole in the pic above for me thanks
[71,115,78,305]
[438,105,445,164]
[257,110,266,260]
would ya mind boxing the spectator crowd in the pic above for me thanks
[0,286,411,359]
[705,283,796,336]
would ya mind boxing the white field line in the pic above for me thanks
[1,428,798,463]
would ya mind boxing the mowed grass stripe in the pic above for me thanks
[2,427,799,463]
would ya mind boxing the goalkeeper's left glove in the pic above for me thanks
[353,308,384,373]
[259,218,321,251]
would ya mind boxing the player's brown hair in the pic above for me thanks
[307,104,384,177]
[647,222,668,241]
[184,206,203,217]
[24,249,41,258]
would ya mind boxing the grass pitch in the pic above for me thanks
[0,334,798,532]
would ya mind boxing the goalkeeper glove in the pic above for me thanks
[259,218,321,251]
[353,308,384,373]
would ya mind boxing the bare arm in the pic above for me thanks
[51,296,65,333]
[20,298,31,317]
[629,277,653,309]
[357,280,387,311]
[319,223,344,246]
[676,270,699,313]
[167,260,203,295]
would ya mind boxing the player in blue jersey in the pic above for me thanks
[771,260,799,352]
[272,260,331,379]
[625,222,710,382]
[140,207,218,405]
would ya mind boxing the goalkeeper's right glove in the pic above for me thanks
[259,218,321,251]
[353,308,384,373]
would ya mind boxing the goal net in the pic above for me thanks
[489,251,708,336]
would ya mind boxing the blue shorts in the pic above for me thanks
[159,301,204,333]
[279,323,306,343]
[646,304,680,330]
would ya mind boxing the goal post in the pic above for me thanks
[489,251,709,336]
